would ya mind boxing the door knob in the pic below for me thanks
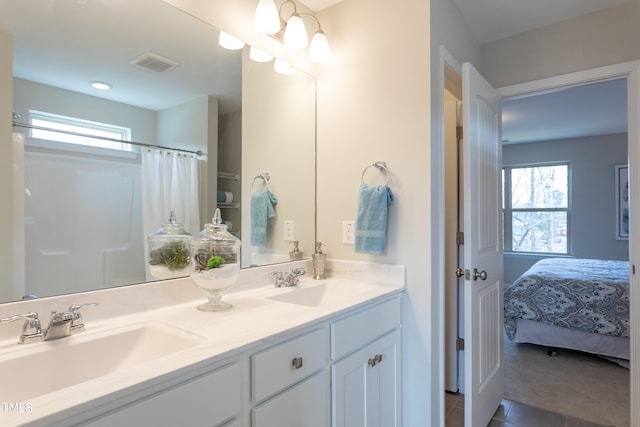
[455,267,464,278]
[472,268,487,281]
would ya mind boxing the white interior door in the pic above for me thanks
[461,62,504,427]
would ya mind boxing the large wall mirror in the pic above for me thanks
[0,0,316,303]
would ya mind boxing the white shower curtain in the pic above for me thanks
[141,148,201,279]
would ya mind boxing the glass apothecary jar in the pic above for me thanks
[188,208,241,311]
[147,211,193,280]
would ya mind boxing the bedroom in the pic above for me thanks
[443,74,630,425]
[501,77,630,424]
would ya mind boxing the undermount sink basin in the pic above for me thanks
[267,281,362,307]
[0,322,205,402]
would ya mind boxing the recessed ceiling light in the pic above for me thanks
[90,81,112,90]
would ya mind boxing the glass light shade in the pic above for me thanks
[250,46,273,62]
[308,31,331,63]
[219,31,245,50]
[253,0,281,34]
[283,14,308,49]
[274,59,295,75]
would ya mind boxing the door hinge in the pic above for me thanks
[456,337,465,351]
[633,264,636,275]
[456,231,464,246]
[456,125,463,140]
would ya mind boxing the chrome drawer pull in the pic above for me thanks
[292,357,304,369]
[368,354,383,367]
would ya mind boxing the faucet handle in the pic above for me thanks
[271,270,286,287]
[68,302,99,332]
[1,312,42,344]
[69,302,99,313]
[291,267,306,277]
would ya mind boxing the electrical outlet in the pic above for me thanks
[284,220,294,241]
[342,221,355,244]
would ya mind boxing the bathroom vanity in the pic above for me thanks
[0,261,404,426]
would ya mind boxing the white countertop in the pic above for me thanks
[0,260,404,426]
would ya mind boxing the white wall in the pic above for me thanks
[241,50,316,267]
[503,133,629,283]
[481,0,640,87]
[13,78,157,144]
[316,0,433,424]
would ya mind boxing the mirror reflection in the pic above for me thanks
[0,0,316,303]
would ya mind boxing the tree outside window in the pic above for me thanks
[503,163,570,254]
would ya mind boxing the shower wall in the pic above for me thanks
[24,139,145,297]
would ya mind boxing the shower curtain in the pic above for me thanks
[141,148,201,279]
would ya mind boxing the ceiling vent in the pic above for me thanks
[129,52,179,73]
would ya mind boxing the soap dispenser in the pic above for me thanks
[289,240,303,261]
[312,242,327,280]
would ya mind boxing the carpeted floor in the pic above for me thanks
[504,336,630,427]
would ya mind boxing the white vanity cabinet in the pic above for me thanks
[250,328,329,426]
[331,297,402,427]
[83,362,242,427]
[26,292,402,427]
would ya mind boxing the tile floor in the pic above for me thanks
[445,393,614,427]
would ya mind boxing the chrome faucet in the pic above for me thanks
[1,303,98,344]
[0,312,42,343]
[272,268,306,287]
[43,303,99,341]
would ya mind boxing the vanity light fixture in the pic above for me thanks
[274,58,295,74]
[219,31,245,50]
[253,0,281,34]
[250,46,274,62]
[253,0,331,64]
[90,81,111,90]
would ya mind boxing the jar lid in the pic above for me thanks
[191,209,241,248]
[149,211,191,238]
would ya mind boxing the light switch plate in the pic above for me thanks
[284,220,294,241]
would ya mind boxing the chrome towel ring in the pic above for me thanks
[251,173,271,193]
[361,161,389,186]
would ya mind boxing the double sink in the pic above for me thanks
[0,279,365,403]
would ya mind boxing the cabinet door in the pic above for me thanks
[369,329,401,427]
[332,329,401,427]
[332,345,370,427]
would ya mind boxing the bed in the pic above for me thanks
[504,258,630,362]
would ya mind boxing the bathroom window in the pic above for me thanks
[29,110,132,151]
[503,163,571,255]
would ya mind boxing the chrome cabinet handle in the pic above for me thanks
[292,357,303,369]
[368,354,383,367]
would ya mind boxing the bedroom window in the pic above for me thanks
[29,110,132,151]
[503,163,570,254]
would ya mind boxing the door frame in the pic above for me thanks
[433,52,640,426]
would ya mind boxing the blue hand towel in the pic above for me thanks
[355,183,394,254]
[251,190,277,246]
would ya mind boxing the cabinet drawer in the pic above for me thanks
[85,362,241,427]
[251,328,327,403]
[251,370,328,427]
[331,296,401,360]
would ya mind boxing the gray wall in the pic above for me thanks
[480,1,640,88]
[503,133,629,283]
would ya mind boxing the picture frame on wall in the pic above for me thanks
[615,164,629,240]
